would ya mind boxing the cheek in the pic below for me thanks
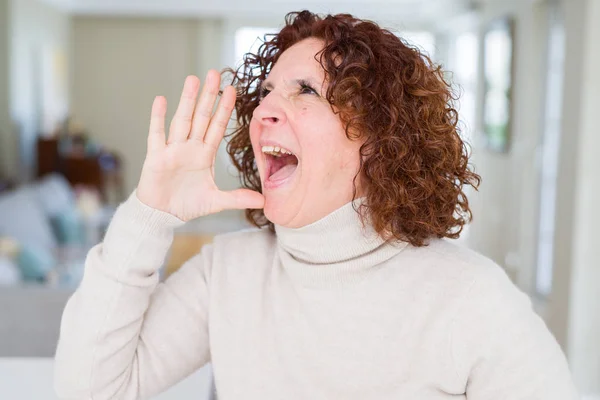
[340,142,362,169]
[300,140,352,181]
[295,105,356,175]
[249,120,262,155]
[248,120,264,170]
[249,119,260,144]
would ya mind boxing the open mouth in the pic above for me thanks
[262,145,299,185]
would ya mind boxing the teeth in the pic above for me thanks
[261,145,294,157]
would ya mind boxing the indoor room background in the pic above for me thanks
[0,0,598,398]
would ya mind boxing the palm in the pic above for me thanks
[136,71,264,221]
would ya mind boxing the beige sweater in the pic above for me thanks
[54,193,578,400]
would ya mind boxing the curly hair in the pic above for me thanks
[225,10,481,247]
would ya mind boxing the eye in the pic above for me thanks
[299,83,318,96]
[258,86,271,101]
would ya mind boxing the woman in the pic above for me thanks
[54,10,578,400]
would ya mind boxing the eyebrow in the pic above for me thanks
[261,77,319,91]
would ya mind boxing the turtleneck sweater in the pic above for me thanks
[54,192,578,400]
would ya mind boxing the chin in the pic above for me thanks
[262,190,300,228]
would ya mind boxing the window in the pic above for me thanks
[443,29,479,245]
[234,27,277,68]
[452,32,479,144]
[535,3,565,297]
[398,31,436,60]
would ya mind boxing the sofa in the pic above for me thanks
[0,173,247,359]
[0,173,113,286]
[0,173,114,356]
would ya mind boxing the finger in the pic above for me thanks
[189,70,221,141]
[147,96,167,152]
[203,85,237,149]
[216,189,265,212]
[167,75,200,144]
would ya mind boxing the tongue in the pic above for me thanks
[270,164,297,181]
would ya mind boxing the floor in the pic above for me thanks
[0,358,215,399]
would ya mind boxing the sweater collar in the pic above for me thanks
[274,198,407,288]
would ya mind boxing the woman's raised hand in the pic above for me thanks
[136,71,264,221]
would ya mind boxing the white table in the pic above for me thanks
[0,358,215,399]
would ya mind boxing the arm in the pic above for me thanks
[53,72,263,399]
[451,265,579,399]
[54,193,212,399]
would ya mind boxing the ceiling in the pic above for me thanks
[37,0,476,27]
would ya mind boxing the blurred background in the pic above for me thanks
[0,0,598,398]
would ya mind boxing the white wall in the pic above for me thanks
[69,17,244,195]
[561,0,600,394]
[71,17,197,194]
[9,0,71,180]
[467,1,548,292]
[546,0,588,364]
[460,0,600,394]
[0,0,12,179]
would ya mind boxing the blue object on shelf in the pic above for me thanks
[17,245,55,282]
[50,208,85,245]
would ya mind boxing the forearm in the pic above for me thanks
[54,192,184,399]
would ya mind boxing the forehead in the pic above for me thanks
[267,38,325,82]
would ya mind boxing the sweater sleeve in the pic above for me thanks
[450,265,579,400]
[54,192,213,400]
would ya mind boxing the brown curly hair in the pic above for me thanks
[225,10,481,247]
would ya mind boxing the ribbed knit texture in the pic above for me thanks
[54,192,579,400]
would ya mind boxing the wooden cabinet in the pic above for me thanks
[36,137,124,203]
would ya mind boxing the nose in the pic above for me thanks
[253,94,287,126]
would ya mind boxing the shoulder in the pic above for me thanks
[414,240,534,328]
[397,238,514,293]
[417,238,499,271]
[395,239,534,324]
[406,239,540,337]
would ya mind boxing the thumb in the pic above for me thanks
[216,189,265,211]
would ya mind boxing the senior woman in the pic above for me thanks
[54,10,577,400]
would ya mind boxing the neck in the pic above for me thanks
[274,199,407,288]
